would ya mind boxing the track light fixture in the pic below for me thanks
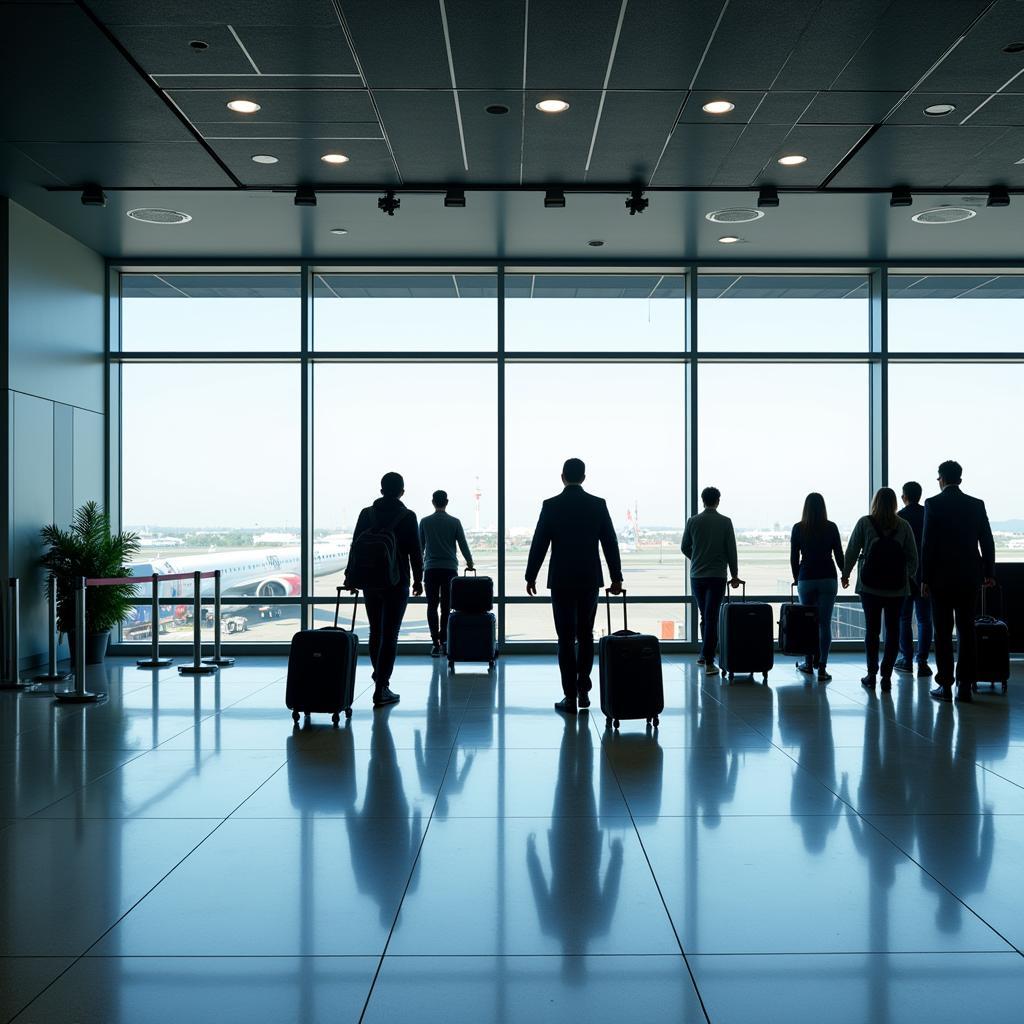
[890,187,913,208]
[625,189,648,216]
[294,186,317,207]
[544,189,566,209]
[444,189,466,208]
[378,190,400,216]
[757,186,779,209]
[80,184,107,207]
[987,186,1010,207]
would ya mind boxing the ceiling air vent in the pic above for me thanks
[126,208,192,225]
[705,208,765,224]
[910,207,977,225]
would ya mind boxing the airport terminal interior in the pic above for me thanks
[2,0,1024,1020]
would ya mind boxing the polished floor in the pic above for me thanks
[2,652,1023,1022]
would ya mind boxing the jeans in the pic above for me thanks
[930,586,977,689]
[692,577,727,662]
[424,567,458,645]
[364,585,409,691]
[861,593,904,678]
[550,587,600,699]
[899,592,933,664]
[797,578,838,667]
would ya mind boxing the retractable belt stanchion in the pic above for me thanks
[202,570,234,667]
[178,571,217,676]
[33,575,71,685]
[0,578,31,690]
[55,576,105,703]
[136,571,173,668]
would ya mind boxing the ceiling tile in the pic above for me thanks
[586,91,686,184]
[110,25,255,75]
[232,24,358,75]
[341,0,450,88]
[650,123,745,186]
[193,121,383,140]
[801,91,903,124]
[947,126,1024,186]
[372,91,465,182]
[207,137,399,185]
[749,92,816,125]
[712,123,791,186]
[754,123,870,186]
[526,0,623,90]
[445,0,525,89]
[679,91,764,124]
[522,89,603,183]
[458,91,531,184]
[922,0,1024,94]
[153,74,364,90]
[85,1,340,26]
[165,88,377,123]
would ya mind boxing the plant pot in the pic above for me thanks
[69,630,110,665]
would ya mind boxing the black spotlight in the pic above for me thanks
[378,190,400,215]
[625,189,648,215]
[757,186,779,208]
[987,186,1010,207]
[294,186,317,207]
[80,184,107,207]
[890,187,913,208]
[444,188,466,208]
[544,189,566,209]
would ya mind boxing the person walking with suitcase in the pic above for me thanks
[894,481,934,679]
[920,460,996,704]
[419,490,475,659]
[790,492,844,683]
[525,458,623,714]
[344,472,423,707]
[681,486,743,676]
[841,487,918,693]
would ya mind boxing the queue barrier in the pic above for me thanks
[0,578,30,691]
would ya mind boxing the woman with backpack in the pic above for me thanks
[841,487,919,692]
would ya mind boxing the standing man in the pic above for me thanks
[894,480,933,678]
[525,458,623,714]
[921,460,995,704]
[681,487,743,676]
[419,489,475,658]
[344,472,423,707]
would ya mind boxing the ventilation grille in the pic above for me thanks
[705,208,765,224]
[126,208,192,225]
[911,207,977,225]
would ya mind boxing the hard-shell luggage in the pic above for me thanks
[286,587,359,725]
[447,610,497,672]
[718,583,774,683]
[973,586,1010,694]
[449,569,494,613]
[778,583,819,657]
[598,589,664,730]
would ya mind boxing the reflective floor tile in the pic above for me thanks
[977,745,1024,786]
[34,749,286,819]
[0,957,74,1022]
[689,952,1024,1024]
[10,957,379,1024]
[363,955,705,1024]
[388,817,678,956]
[455,705,600,748]
[0,819,219,954]
[634,814,1012,954]
[94,817,424,956]
[603,705,767,750]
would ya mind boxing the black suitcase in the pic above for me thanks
[285,587,359,725]
[973,587,1010,694]
[449,569,493,613]
[447,610,497,672]
[718,583,774,683]
[598,589,664,730]
[778,584,819,657]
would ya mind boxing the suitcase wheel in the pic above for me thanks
[763,673,769,685]
[613,718,620,730]
[291,710,300,724]
[345,707,353,718]
[652,716,659,728]
[605,716,613,729]
[448,661,455,673]
[728,672,735,682]
[1002,682,1008,694]
[331,712,340,726]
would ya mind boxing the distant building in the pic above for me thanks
[254,532,300,546]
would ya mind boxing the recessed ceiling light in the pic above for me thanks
[126,208,192,225]
[1016,156,1024,165]
[1003,42,1024,54]
[705,208,765,224]
[321,153,349,165]
[702,99,735,115]
[587,239,604,247]
[536,99,570,113]
[486,103,510,115]
[330,228,348,236]
[718,235,741,244]
[251,154,278,164]
[924,103,956,116]
[778,154,807,166]
[189,39,209,51]
[227,99,260,114]
[911,206,977,225]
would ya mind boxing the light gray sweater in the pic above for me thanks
[843,515,919,597]
[681,508,739,580]
[419,511,473,572]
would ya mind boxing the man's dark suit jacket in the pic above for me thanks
[525,485,623,591]
[920,486,995,591]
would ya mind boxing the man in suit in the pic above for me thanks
[525,458,623,714]
[895,481,933,678]
[921,460,996,703]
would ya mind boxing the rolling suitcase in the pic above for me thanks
[285,587,359,725]
[598,589,664,730]
[718,583,774,683]
[449,569,494,613]
[778,583,819,658]
[973,586,1010,694]
[447,610,497,673]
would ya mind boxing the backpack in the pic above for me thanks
[861,517,907,591]
[345,507,407,589]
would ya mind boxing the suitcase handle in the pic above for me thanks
[790,582,797,604]
[979,582,1001,618]
[723,581,746,603]
[335,586,359,631]
[605,588,628,634]
[463,568,477,576]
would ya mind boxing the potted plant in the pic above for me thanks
[40,501,140,664]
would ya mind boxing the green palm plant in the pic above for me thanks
[39,501,141,638]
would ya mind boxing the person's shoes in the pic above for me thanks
[817,669,831,683]
[373,687,401,707]
[917,662,933,678]
[861,675,876,690]
[706,663,720,677]
[440,643,448,657]
[430,643,441,658]
[955,686,973,704]
[880,676,892,692]
[893,659,914,674]
[554,697,578,714]
[930,686,953,703]
[577,691,591,710]
[796,660,814,675]
[696,655,706,666]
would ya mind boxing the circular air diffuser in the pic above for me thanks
[705,208,765,224]
[126,208,192,225]
[911,207,977,225]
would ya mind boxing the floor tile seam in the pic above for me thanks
[979,762,1024,795]
[672,947,1023,956]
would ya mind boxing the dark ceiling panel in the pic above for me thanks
[316,273,497,298]
[526,0,622,90]
[712,123,791,185]
[957,93,1024,128]
[206,138,398,186]
[445,0,525,89]
[459,92,529,184]
[521,90,602,183]
[110,25,255,75]
[193,121,383,140]
[679,92,764,124]
[372,91,464,182]
[122,273,301,298]
[698,273,869,299]
[165,89,377,123]
[154,74,363,90]
[84,1,340,26]
[505,273,677,298]
[801,91,902,124]
[749,92,816,125]
[887,274,1024,299]
[586,92,686,184]
[233,24,358,75]
[948,126,1024,186]
[651,123,745,186]
[755,124,871,186]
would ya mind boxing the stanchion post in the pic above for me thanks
[203,570,234,667]
[33,575,70,683]
[178,571,216,676]
[137,571,173,668]
[55,577,105,703]
[0,578,31,690]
